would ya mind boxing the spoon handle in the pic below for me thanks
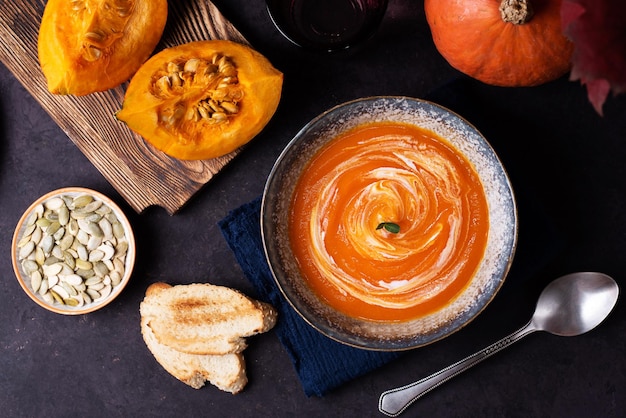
[379,322,536,417]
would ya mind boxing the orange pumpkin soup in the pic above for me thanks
[289,121,489,322]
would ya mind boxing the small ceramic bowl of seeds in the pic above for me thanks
[11,187,136,315]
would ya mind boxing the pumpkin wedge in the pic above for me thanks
[116,40,283,161]
[38,0,168,95]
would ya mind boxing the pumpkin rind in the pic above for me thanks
[38,0,168,96]
[116,40,284,161]
[424,0,574,87]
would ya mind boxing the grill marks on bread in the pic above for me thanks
[140,282,277,393]
[142,283,277,355]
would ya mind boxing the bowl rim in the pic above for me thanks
[261,96,518,351]
[11,187,136,315]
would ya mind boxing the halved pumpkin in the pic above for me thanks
[38,0,168,95]
[116,40,284,161]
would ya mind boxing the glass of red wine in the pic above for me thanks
[266,0,388,51]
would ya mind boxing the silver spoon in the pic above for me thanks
[379,272,619,417]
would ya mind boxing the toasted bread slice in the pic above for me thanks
[141,312,248,393]
[141,282,277,355]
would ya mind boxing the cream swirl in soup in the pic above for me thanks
[289,122,489,321]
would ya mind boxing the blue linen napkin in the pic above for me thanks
[218,197,402,397]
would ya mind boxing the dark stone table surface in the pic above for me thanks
[1,1,625,417]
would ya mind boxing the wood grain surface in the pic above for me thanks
[0,0,249,214]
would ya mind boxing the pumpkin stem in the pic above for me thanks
[499,0,534,25]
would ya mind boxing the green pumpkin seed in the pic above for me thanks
[46,221,61,236]
[58,205,70,226]
[72,194,93,208]
[93,261,109,277]
[35,247,46,266]
[30,271,43,293]
[49,289,65,304]
[36,218,51,229]
[75,259,92,271]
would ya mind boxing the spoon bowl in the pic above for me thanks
[531,272,619,336]
[379,272,619,417]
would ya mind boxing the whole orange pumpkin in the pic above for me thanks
[424,0,574,87]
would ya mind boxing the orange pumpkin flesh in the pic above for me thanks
[425,0,574,87]
[38,0,168,96]
[116,40,284,161]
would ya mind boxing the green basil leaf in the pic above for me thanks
[376,222,400,234]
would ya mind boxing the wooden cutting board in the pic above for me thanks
[0,1,249,214]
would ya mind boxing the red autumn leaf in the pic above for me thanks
[561,0,626,115]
